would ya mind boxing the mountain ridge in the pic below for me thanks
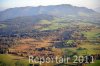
[94,7,100,13]
[0,4,97,21]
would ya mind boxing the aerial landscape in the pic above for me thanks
[0,0,100,66]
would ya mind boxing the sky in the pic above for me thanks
[0,0,100,11]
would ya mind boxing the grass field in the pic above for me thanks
[86,60,100,66]
[0,54,29,66]
[38,18,70,30]
[83,29,100,40]
[0,54,56,66]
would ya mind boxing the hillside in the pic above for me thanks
[94,7,100,13]
[0,4,97,21]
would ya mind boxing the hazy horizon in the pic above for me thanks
[0,0,100,11]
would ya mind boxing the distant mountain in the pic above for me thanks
[94,7,100,13]
[0,4,97,21]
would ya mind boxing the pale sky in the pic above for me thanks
[0,0,100,11]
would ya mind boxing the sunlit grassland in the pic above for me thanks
[83,29,100,40]
[62,41,100,56]
[40,22,69,30]
[0,54,29,66]
[86,60,100,66]
[77,42,100,55]
[0,54,56,66]
[39,20,51,24]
